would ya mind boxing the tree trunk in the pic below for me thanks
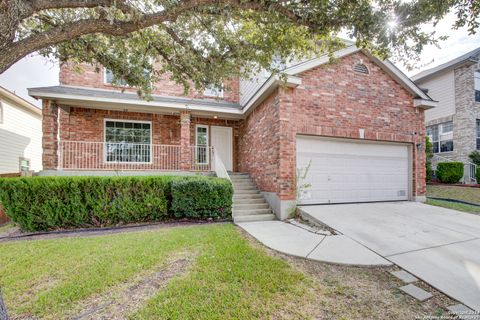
[0,288,8,320]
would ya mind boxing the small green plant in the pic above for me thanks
[436,162,464,184]
[469,150,480,166]
[291,160,312,217]
[425,136,434,182]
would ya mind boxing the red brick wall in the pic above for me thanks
[59,62,240,103]
[238,91,281,193]
[238,52,426,200]
[59,106,181,145]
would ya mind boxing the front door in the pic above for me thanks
[211,126,233,171]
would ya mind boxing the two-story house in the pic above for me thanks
[29,44,435,221]
[412,47,480,182]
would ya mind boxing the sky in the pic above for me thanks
[0,11,479,107]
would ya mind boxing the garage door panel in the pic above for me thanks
[297,137,409,204]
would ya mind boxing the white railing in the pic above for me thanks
[59,141,181,171]
[212,148,231,181]
[190,146,214,171]
[432,154,477,184]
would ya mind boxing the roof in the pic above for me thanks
[0,86,41,116]
[29,45,436,116]
[411,47,480,83]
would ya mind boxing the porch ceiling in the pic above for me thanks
[28,85,244,120]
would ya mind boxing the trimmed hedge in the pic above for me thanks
[171,177,233,219]
[436,162,464,184]
[0,175,232,231]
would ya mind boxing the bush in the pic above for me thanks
[171,177,233,219]
[0,175,233,231]
[469,150,480,166]
[436,162,464,184]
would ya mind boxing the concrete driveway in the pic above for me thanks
[300,202,480,312]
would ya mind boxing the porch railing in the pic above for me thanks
[59,141,181,171]
[190,146,214,171]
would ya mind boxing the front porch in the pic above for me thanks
[40,100,241,174]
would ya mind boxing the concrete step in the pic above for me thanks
[233,186,258,191]
[229,173,250,176]
[234,203,270,210]
[234,214,276,223]
[233,208,272,216]
[234,190,260,195]
[233,194,264,200]
[233,198,266,204]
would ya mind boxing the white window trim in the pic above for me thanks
[195,124,209,165]
[103,118,153,164]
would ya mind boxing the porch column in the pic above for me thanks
[42,99,59,170]
[180,110,191,171]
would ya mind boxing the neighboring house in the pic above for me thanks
[0,86,42,174]
[412,47,480,182]
[28,44,434,220]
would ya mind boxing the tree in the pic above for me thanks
[0,1,478,95]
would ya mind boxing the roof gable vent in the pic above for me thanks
[353,63,369,75]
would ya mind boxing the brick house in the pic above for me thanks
[29,44,435,221]
[412,47,480,183]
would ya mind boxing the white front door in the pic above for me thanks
[211,126,233,171]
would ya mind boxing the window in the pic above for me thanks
[19,158,30,172]
[104,69,128,86]
[195,125,208,164]
[477,120,480,150]
[104,120,151,163]
[427,121,453,153]
[475,71,480,102]
[204,84,224,98]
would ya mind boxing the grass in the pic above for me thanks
[0,224,451,319]
[0,223,14,234]
[426,199,480,215]
[427,184,480,204]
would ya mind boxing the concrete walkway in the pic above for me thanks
[300,202,480,312]
[237,221,391,266]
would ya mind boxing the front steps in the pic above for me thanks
[230,173,276,223]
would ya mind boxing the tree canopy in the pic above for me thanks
[0,0,478,95]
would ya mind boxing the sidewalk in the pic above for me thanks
[238,221,391,266]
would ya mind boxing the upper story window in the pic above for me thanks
[104,69,128,86]
[475,71,480,102]
[104,68,150,87]
[204,84,224,98]
[104,120,151,163]
[427,121,454,153]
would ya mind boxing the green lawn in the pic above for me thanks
[0,224,449,319]
[426,199,480,215]
[427,185,480,204]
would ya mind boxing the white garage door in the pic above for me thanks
[296,136,409,204]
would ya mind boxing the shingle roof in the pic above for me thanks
[28,85,242,110]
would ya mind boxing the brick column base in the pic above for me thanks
[42,100,59,170]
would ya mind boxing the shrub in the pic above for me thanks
[0,175,233,231]
[171,177,233,219]
[469,150,480,166]
[0,176,172,231]
[436,162,464,184]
